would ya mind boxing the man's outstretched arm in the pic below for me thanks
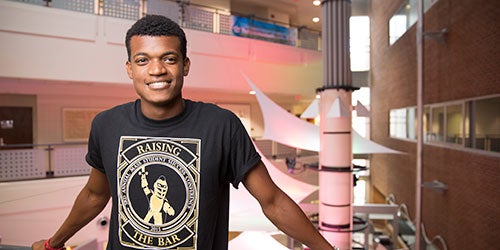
[32,168,111,249]
[243,161,335,250]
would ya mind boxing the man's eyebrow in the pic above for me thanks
[132,51,179,58]
[132,52,148,58]
[162,51,180,57]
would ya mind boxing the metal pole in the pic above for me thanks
[415,0,424,249]
[318,1,355,249]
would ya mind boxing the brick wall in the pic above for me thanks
[370,0,500,249]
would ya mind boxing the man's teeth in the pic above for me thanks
[148,82,168,88]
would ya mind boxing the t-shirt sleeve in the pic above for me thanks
[85,113,105,173]
[227,113,261,189]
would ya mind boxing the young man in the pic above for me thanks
[32,15,335,250]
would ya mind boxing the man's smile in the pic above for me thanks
[146,80,172,89]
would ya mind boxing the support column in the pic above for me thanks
[318,90,353,249]
[318,0,355,249]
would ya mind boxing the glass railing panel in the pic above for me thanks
[52,0,94,14]
[183,5,215,33]
[52,145,91,177]
[7,0,47,7]
[0,148,47,181]
[102,0,140,20]
[145,0,180,23]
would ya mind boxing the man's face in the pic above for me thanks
[126,35,190,109]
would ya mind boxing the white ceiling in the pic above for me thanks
[199,0,370,31]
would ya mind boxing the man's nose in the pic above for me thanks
[149,60,167,75]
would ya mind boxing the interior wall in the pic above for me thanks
[0,1,322,99]
[0,78,301,144]
[0,0,321,145]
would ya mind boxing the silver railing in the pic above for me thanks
[8,0,322,50]
[0,142,89,181]
[0,139,316,182]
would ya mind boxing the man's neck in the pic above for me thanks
[140,99,185,121]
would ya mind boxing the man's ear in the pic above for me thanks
[126,60,133,79]
[183,57,191,76]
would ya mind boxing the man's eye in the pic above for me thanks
[135,58,148,64]
[164,57,177,64]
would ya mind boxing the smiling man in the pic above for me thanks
[32,15,335,250]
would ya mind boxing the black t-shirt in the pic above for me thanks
[85,99,261,249]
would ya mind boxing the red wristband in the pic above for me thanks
[44,238,65,250]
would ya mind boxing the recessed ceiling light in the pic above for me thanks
[313,0,321,6]
[249,90,256,95]
[312,17,320,23]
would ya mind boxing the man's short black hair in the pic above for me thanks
[125,15,187,61]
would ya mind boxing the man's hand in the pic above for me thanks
[31,239,45,250]
[32,239,64,250]
[31,169,110,250]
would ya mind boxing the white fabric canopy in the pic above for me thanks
[244,74,402,155]
[229,146,319,232]
[300,98,319,119]
[246,76,320,152]
[228,231,290,250]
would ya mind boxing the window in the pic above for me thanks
[350,16,370,71]
[389,0,439,45]
[389,95,500,154]
[390,107,417,140]
[446,104,463,144]
[407,107,417,140]
[424,106,430,141]
[390,108,407,138]
[469,97,500,152]
[430,106,444,142]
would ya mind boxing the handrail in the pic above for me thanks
[387,194,448,250]
[0,142,86,149]
[398,203,412,222]
[422,223,448,250]
[386,193,397,204]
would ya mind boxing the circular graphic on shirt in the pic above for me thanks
[117,137,200,249]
